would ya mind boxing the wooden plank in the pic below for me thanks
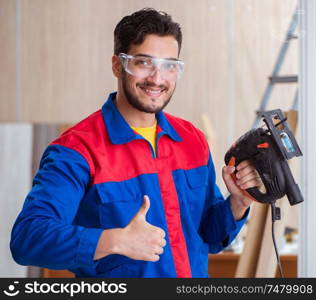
[285,110,298,132]
[201,113,217,145]
[201,113,217,160]
[234,203,269,277]
[255,197,292,277]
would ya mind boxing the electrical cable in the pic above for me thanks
[270,201,284,278]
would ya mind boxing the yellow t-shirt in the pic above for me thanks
[131,121,157,156]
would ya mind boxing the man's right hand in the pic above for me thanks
[94,195,167,262]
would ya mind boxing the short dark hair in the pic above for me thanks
[114,8,182,56]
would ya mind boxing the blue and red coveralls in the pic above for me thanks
[10,92,248,278]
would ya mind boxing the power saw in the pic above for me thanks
[224,109,304,206]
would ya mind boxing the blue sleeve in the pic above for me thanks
[10,144,103,270]
[199,152,249,253]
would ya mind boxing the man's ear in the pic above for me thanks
[112,55,121,78]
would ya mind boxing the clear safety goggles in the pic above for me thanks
[118,53,185,80]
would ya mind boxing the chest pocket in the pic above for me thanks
[184,166,209,224]
[96,181,142,229]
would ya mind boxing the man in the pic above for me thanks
[10,8,260,278]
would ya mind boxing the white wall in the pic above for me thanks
[0,124,31,277]
[299,0,316,278]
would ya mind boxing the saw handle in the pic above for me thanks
[227,155,285,203]
[227,156,256,202]
[246,159,285,203]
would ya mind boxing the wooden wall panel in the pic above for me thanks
[21,0,114,123]
[0,0,17,121]
[19,0,222,124]
[3,0,298,182]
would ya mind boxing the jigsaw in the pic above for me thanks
[224,109,304,206]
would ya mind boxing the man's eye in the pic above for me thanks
[134,59,151,66]
[165,63,177,70]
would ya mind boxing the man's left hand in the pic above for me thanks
[222,160,262,220]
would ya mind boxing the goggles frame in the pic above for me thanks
[118,53,184,80]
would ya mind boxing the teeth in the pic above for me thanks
[145,89,162,94]
[139,86,164,96]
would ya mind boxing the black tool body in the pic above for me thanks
[224,109,304,206]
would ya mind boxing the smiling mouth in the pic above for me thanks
[139,86,166,98]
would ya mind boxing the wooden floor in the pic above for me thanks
[42,253,297,278]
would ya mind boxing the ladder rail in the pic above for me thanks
[253,7,299,128]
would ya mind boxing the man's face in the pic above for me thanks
[117,34,179,114]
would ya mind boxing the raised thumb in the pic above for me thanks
[136,195,150,219]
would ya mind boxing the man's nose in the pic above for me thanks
[147,67,165,84]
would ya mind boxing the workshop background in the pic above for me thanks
[0,0,302,278]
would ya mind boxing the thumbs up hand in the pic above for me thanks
[118,195,166,262]
[93,195,167,262]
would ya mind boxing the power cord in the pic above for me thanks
[270,201,285,278]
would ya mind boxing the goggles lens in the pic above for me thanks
[119,53,184,80]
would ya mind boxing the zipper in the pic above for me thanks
[134,131,166,159]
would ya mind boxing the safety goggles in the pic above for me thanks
[118,53,185,80]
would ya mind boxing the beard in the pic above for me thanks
[121,70,175,114]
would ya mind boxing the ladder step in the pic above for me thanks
[269,75,298,84]
[287,34,298,40]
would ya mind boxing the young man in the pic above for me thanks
[10,8,260,278]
